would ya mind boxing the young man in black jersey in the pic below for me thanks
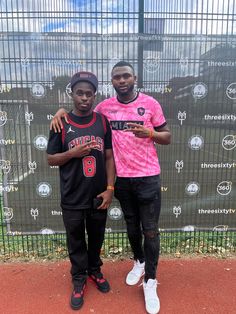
[47,71,115,310]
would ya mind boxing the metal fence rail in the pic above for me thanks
[0,0,235,258]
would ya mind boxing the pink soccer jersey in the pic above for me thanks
[95,93,166,177]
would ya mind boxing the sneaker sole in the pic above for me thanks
[70,300,84,310]
[145,303,160,314]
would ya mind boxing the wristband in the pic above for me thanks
[107,185,114,191]
[149,129,154,139]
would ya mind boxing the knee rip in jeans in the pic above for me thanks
[143,230,156,239]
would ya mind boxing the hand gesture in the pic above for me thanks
[70,141,99,158]
[124,122,152,138]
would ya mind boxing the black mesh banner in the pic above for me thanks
[0,0,235,234]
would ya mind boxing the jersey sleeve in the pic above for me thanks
[151,99,167,128]
[104,117,112,149]
[46,130,63,155]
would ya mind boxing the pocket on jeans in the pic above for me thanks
[137,176,160,202]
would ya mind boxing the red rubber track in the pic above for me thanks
[0,257,235,314]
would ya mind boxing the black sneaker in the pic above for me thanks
[70,282,86,310]
[89,272,110,293]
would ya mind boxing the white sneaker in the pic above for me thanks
[143,279,160,314]
[126,260,145,285]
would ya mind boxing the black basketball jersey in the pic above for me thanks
[47,111,112,210]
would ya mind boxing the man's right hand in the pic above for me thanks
[69,141,99,158]
[50,108,68,133]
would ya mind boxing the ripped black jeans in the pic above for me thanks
[115,175,161,282]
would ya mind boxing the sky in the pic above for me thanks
[0,0,235,34]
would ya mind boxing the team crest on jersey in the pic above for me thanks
[137,107,145,116]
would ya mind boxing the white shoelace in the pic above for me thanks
[139,280,160,287]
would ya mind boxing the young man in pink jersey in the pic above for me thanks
[51,62,171,314]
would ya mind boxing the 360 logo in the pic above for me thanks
[0,160,11,174]
[2,207,14,222]
[217,181,232,196]
[222,135,236,150]
[226,82,236,99]
[0,111,8,126]
[66,83,72,97]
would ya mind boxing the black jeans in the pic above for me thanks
[62,208,107,286]
[115,175,161,281]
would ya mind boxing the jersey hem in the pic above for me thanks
[116,171,161,178]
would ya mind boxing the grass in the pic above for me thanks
[1,228,235,263]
